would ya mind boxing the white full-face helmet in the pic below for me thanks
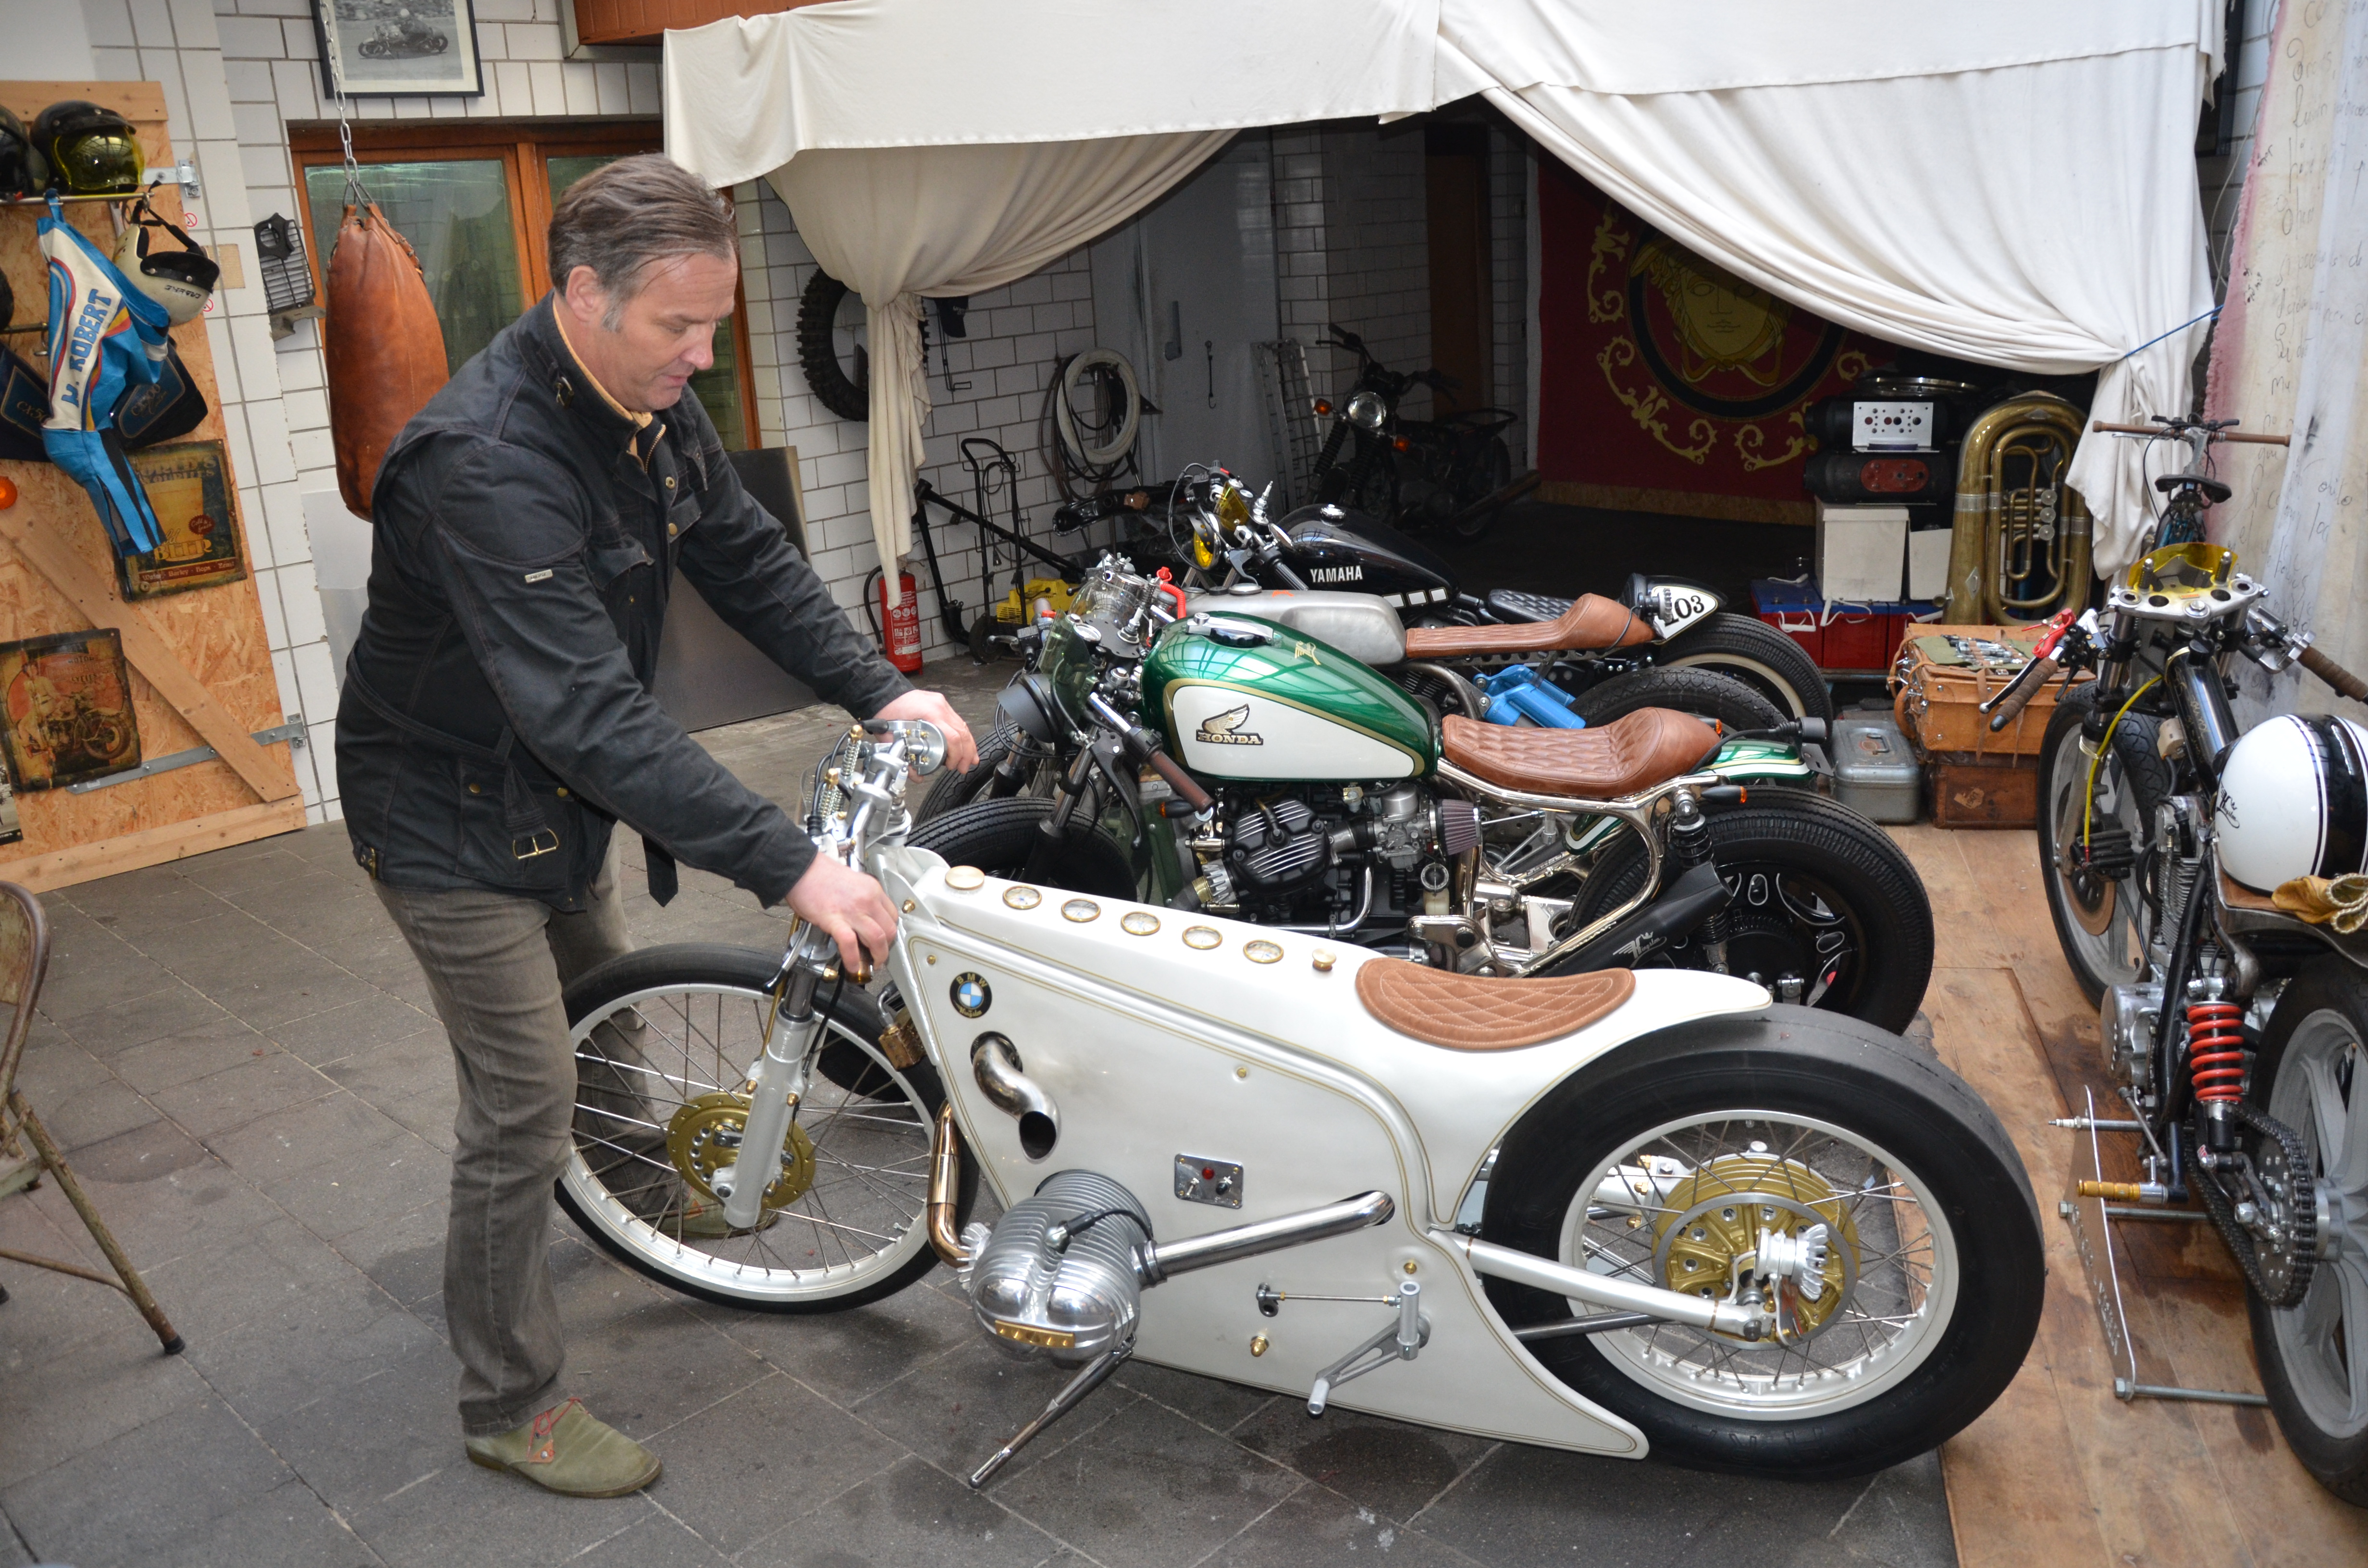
[2214,713,2368,892]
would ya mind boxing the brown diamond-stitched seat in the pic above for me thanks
[1402,594,1652,659]
[1354,960,1635,1050]
[1441,709,1719,798]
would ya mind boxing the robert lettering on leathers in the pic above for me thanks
[337,155,975,1497]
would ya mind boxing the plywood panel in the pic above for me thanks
[0,81,301,884]
[1899,827,2368,1564]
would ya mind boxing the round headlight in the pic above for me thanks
[1346,391,1387,433]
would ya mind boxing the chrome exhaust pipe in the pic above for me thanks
[972,1033,1059,1160]
[1140,1191,1394,1284]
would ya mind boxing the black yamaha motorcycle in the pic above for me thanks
[1307,324,1533,539]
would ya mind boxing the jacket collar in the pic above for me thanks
[522,294,663,465]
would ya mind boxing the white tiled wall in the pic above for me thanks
[2200,2,2278,288]
[66,7,1522,822]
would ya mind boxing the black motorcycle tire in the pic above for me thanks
[1657,615,1835,724]
[1480,1006,2044,1479]
[2035,684,2173,1005]
[1565,667,1783,736]
[2246,959,2368,1504]
[797,270,869,422]
[1558,795,1934,1032]
[916,723,1060,822]
[908,796,1141,900]
[554,945,974,1311]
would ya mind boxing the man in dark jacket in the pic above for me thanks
[337,155,973,1497]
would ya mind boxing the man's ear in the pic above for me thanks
[559,265,608,325]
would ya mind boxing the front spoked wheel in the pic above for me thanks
[2036,687,2169,1004]
[1482,1008,2042,1477]
[555,944,973,1311]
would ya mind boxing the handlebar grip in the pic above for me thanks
[1146,747,1214,815]
[2299,644,2368,703]
[1986,656,2058,732]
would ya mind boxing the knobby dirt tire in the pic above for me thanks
[797,270,869,422]
[1482,1006,2044,1479]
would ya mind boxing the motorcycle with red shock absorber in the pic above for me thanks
[1998,416,2368,1503]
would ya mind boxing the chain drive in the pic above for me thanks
[2182,1102,2318,1310]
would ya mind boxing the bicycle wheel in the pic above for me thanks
[555,944,973,1311]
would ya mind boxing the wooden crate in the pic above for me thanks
[1925,753,2038,829]
[1892,622,2090,760]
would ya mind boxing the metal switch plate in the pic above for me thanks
[1851,399,1934,450]
[1174,1155,1243,1209]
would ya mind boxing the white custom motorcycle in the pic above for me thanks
[555,721,2043,1482]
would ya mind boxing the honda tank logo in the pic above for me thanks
[1195,704,1264,747]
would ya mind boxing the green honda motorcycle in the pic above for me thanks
[912,555,1933,1031]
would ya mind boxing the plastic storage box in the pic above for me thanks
[1831,710,1922,824]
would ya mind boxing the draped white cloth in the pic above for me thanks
[666,0,2222,581]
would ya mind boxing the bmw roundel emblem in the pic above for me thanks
[950,972,992,1018]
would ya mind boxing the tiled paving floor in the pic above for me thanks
[0,666,1954,1568]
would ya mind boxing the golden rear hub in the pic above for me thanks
[1652,1154,1857,1336]
[665,1091,817,1213]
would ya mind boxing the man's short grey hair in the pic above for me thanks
[547,154,738,328]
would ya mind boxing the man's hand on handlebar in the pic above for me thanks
[786,854,900,973]
[872,690,978,772]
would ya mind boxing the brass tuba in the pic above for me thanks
[1939,392,2094,624]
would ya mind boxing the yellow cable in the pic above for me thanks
[2083,677,2161,850]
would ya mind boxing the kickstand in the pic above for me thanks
[968,1340,1134,1488]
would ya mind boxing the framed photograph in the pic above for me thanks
[313,0,486,99]
[0,630,143,793]
[119,441,249,601]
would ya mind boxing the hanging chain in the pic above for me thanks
[327,38,370,207]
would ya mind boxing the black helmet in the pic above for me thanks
[32,101,142,196]
[0,106,48,200]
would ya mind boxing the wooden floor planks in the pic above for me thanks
[1898,826,2368,1564]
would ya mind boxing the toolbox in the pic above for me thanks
[1830,710,1923,823]
[1924,754,2040,828]
[1750,580,1940,677]
[1889,622,2089,759]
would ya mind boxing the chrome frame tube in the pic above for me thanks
[1442,1231,1768,1338]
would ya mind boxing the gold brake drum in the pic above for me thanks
[1651,1155,1859,1336]
[666,1091,817,1212]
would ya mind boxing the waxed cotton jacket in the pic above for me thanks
[335,295,909,912]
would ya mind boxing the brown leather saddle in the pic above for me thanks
[1356,961,1635,1049]
[1402,593,1653,659]
[1440,708,1720,798]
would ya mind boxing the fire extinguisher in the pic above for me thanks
[874,569,923,674]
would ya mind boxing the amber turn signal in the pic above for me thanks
[0,476,15,510]
[1311,399,1332,416]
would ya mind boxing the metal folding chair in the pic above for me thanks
[0,880,183,1353]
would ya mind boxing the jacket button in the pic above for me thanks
[664,475,676,489]
[468,783,482,794]
[666,523,678,538]
[555,787,569,797]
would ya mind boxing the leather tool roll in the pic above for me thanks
[325,202,448,516]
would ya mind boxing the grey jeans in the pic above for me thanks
[374,843,634,1436]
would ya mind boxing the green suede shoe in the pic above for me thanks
[465,1397,661,1497]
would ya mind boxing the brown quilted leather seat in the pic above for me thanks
[1441,709,1719,797]
[1402,595,1652,659]
[1355,961,1635,1049]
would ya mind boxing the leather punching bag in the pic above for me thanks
[325,203,447,516]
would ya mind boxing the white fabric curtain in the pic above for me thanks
[1439,0,2222,573]
[766,135,1230,581]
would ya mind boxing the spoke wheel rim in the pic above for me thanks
[1645,861,1866,1013]
[1560,1110,1959,1419]
[2047,723,2148,977]
[562,982,932,1302]
[2268,1010,2368,1439]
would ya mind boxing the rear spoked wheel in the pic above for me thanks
[1482,1009,2043,1478]
[555,944,973,1311]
